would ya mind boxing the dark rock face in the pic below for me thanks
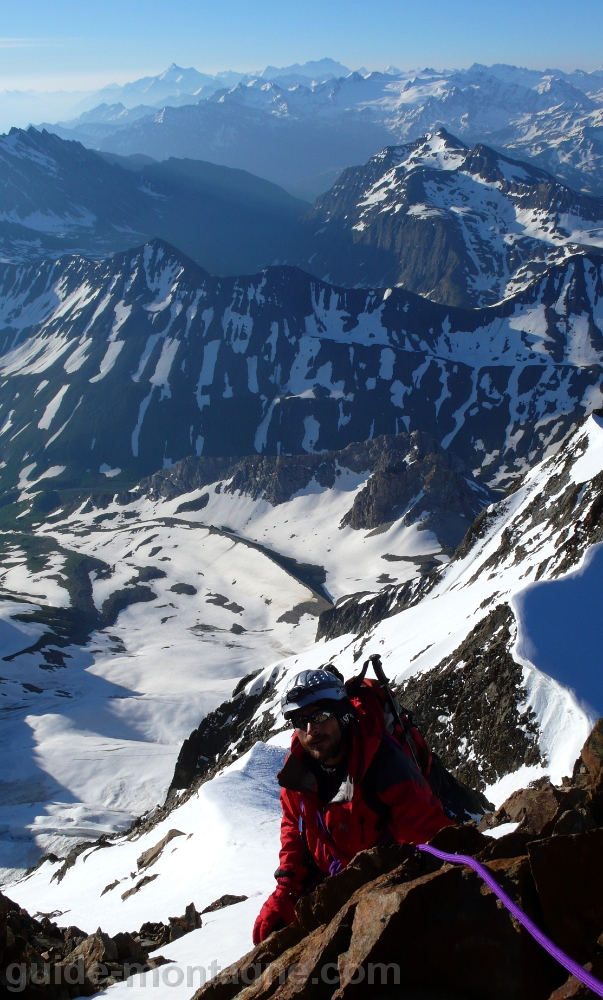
[191,725,603,1000]
[397,604,542,790]
[201,895,248,914]
[338,430,491,547]
[316,574,433,642]
[77,99,393,194]
[458,423,603,584]
[3,240,603,495]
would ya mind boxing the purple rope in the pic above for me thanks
[417,844,603,998]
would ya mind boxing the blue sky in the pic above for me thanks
[2,0,603,91]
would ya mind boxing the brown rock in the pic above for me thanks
[121,873,159,900]
[137,828,185,870]
[478,829,534,862]
[138,919,170,949]
[332,857,559,1000]
[587,769,603,826]
[581,719,603,784]
[428,821,491,856]
[168,902,202,941]
[202,894,248,914]
[294,844,416,934]
[238,908,356,1000]
[112,931,147,963]
[545,949,603,999]
[528,829,603,964]
[67,927,118,965]
[480,779,563,837]
[194,855,562,1000]
[147,955,175,969]
[193,923,307,1000]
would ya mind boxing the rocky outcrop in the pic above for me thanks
[0,898,202,997]
[192,721,603,1000]
[480,719,603,838]
[316,573,436,642]
[142,430,493,553]
[338,431,493,547]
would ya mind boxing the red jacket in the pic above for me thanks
[276,686,452,895]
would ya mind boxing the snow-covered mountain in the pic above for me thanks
[43,63,603,199]
[1,239,603,499]
[5,404,603,991]
[69,62,353,120]
[0,128,306,270]
[297,130,603,307]
[259,58,351,82]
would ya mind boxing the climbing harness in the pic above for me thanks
[417,843,603,998]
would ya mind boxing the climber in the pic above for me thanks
[252,667,452,944]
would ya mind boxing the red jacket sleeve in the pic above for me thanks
[380,773,453,845]
[276,788,308,897]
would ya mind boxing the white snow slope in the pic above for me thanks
[5,414,603,991]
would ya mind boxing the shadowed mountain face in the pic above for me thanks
[0,127,308,273]
[50,99,393,195]
[1,239,603,495]
[295,130,603,307]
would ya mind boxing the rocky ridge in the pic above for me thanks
[141,429,495,553]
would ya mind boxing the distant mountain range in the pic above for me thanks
[0,60,354,136]
[1,238,603,498]
[38,62,603,200]
[76,59,353,114]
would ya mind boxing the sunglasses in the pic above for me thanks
[290,708,335,729]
